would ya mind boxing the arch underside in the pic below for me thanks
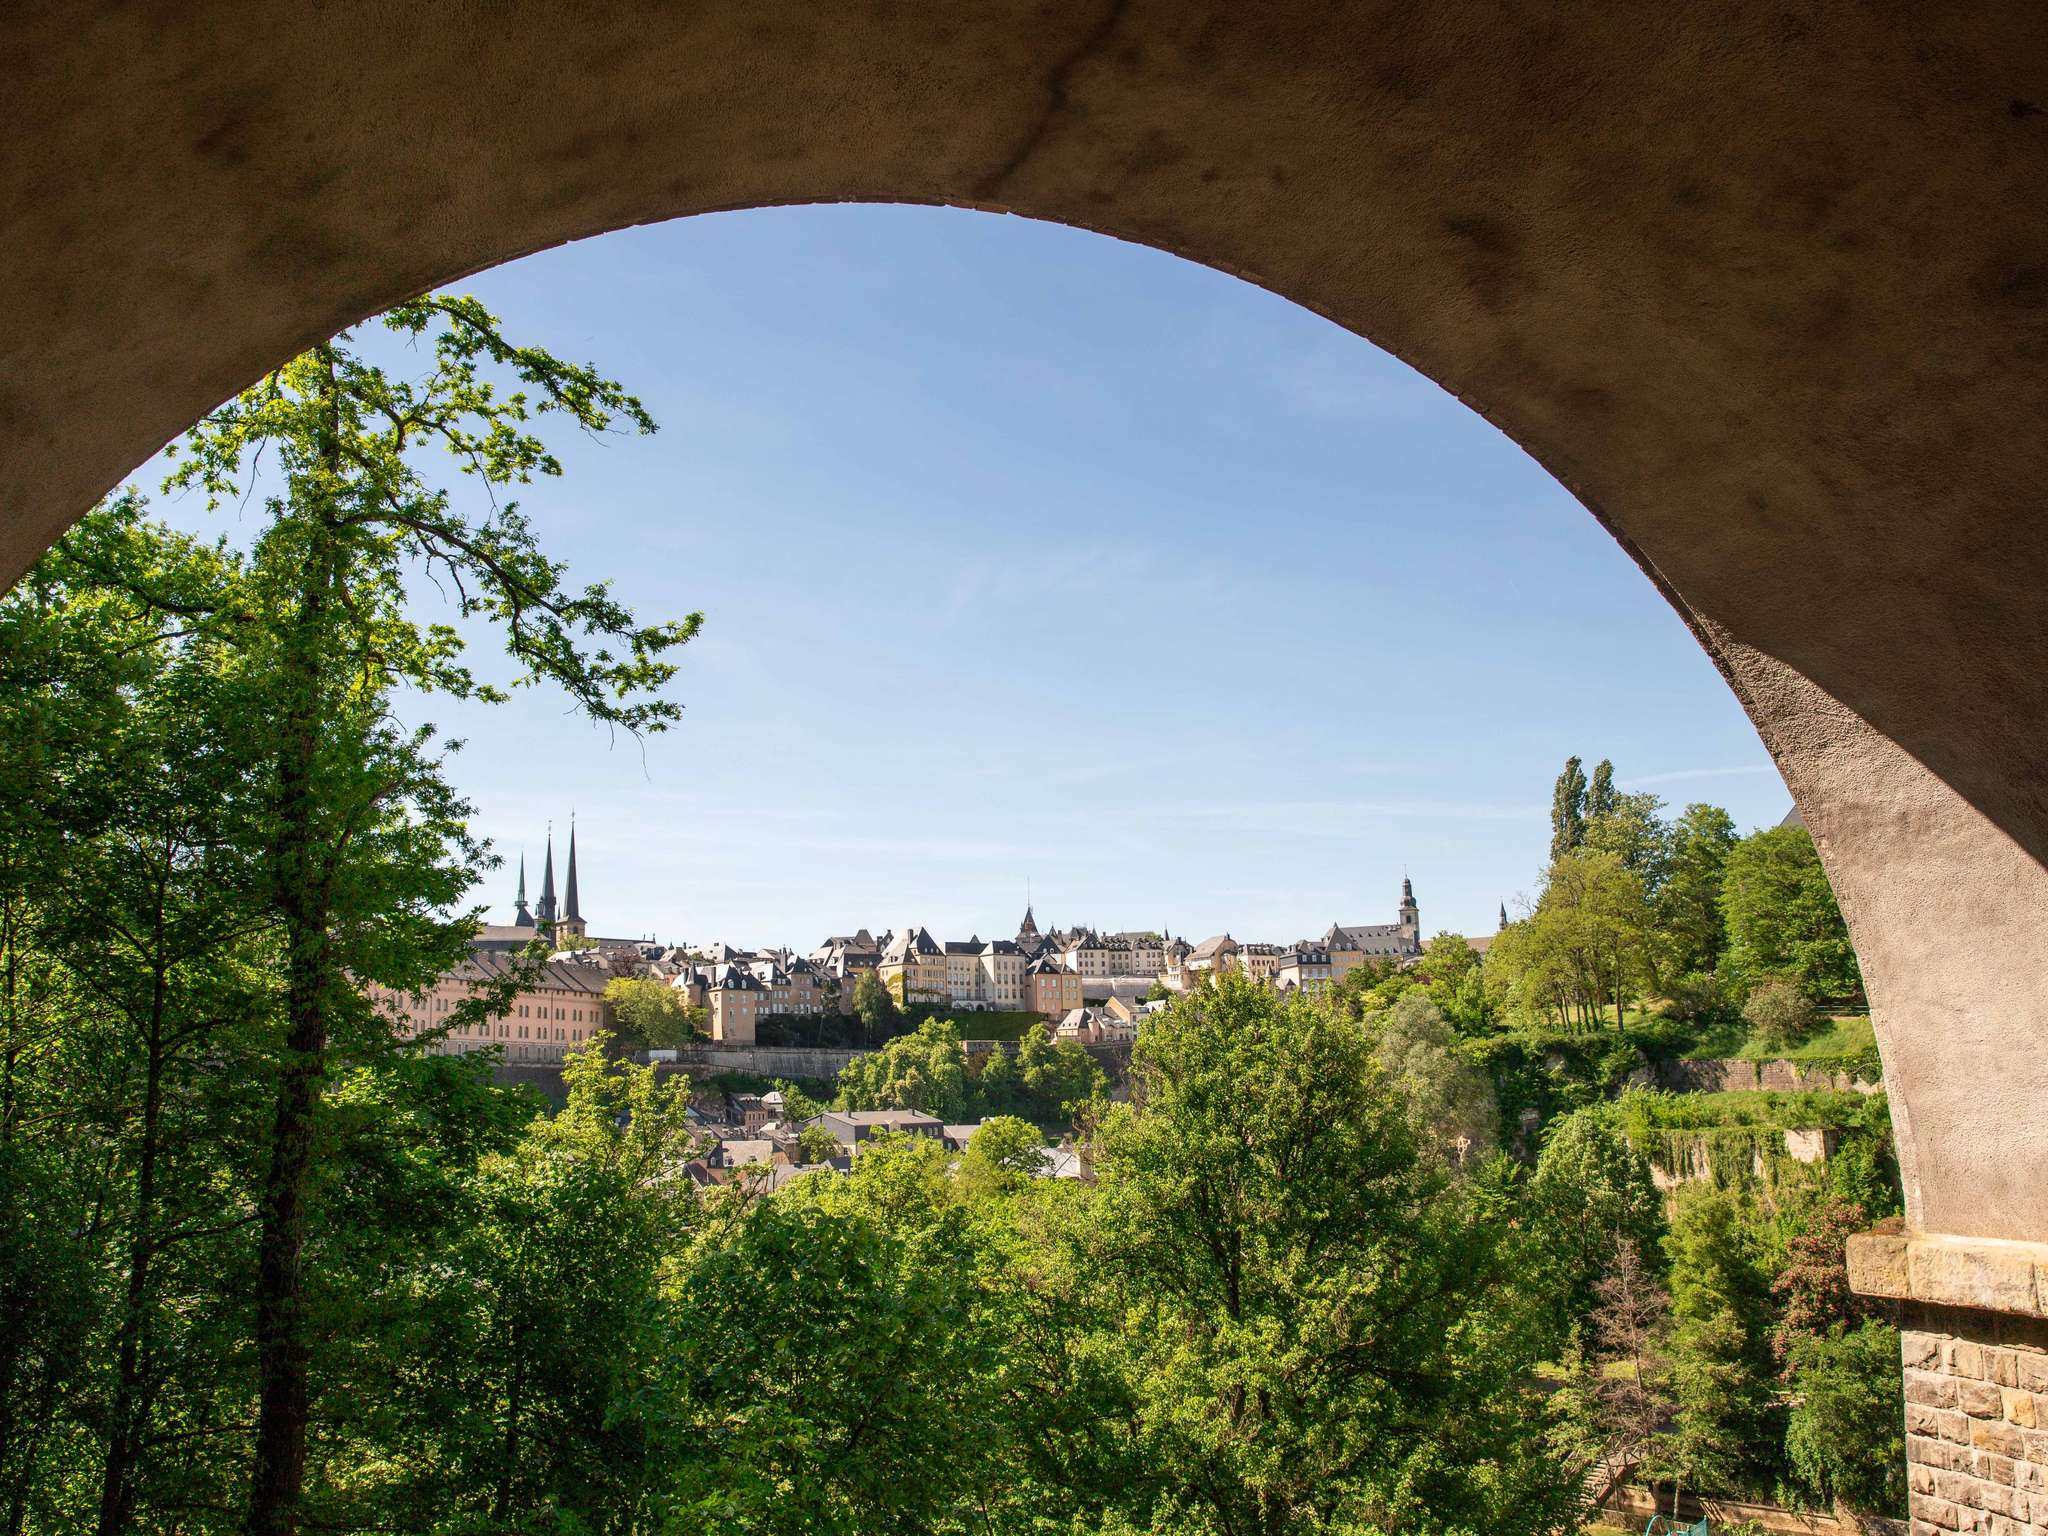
[4,1,2045,1243]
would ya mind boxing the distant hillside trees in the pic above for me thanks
[1494,757,1860,1032]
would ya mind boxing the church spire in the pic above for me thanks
[564,815,581,924]
[1499,902,1508,931]
[536,825,558,929]
[513,851,534,927]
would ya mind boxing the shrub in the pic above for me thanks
[1742,977,1819,1053]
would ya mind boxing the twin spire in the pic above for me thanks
[512,817,582,933]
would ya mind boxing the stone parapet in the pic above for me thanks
[1850,1231,2048,1319]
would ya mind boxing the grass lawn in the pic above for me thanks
[1681,1012,1875,1063]
[945,1010,1048,1042]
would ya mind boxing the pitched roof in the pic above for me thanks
[447,949,611,995]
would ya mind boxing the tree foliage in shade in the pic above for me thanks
[1369,992,1498,1165]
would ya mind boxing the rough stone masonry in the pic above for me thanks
[1901,1304,2048,1536]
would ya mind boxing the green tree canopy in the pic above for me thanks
[1720,825,1862,1002]
[603,975,703,1049]
[1369,992,1498,1165]
[1659,802,1739,977]
[1086,975,1572,1535]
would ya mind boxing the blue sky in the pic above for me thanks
[142,203,1790,949]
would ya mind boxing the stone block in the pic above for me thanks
[1911,1242,2045,1318]
[1964,1379,2008,1416]
[1979,1451,2020,1485]
[1912,1370,1963,1408]
[1905,1332,1945,1368]
[2020,1355,2048,1395]
[1851,1231,1913,1299]
[1911,1521,1943,1536]
[1920,1433,1975,1471]
[2025,1430,2048,1465]
[2016,1459,2048,1492]
[1990,1349,2023,1388]
[1916,1441,1982,1474]
[1943,1470,1987,1504]
[1979,1421,2030,1457]
[2010,1391,2040,1429]
[1982,1481,2027,1519]
[1954,1342,1991,1378]
[1913,1464,1940,1494]
[1915,1493,1965,1530]
[1945,1409,1981,1443]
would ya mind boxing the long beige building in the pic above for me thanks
[377,950,613,1065]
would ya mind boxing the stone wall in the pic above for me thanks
[1900,1302,2048,1536]
[668,1044,862,1082]
[1648,1057,1882,1095]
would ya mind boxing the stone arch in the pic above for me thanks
[4,4,2046,1275]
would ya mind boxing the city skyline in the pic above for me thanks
[138,203,1792,945]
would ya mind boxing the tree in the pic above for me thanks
[1587,758,1616,823]
[1551,756,1589,861]
[1772,1193,1878,1365]
[157,296,697,1534]
[655,1134,1035,1532]
[835,1017,971,1121]
[0,503,284,1533]
[1659,803,1738,977]
[1487,851,1658,1032]
[1721,825,1862,1002]
[1529,1108,1664,1317]
[1783,1321,1905,1516]
[1087,974,1573,1535]
[1414,932,1488,1029]
[795,1124,841,1166]
[852,969,898,1044]
[1655,1187,1781,1500]
[1741,976,1820,1052]
[603,975,703,1048]
[1015,1027,1106,1124]
[1551,1235,1674,1507]
[1584,788,1672,894]
[959,1115,1049,1196]
[1369,992,1498,1165]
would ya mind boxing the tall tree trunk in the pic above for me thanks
[97,962,169,1536]
[245,662,332,1536]
[246,357,342,1536]
[492,1341,524,1525]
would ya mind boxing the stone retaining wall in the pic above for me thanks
[667,1045,863,1082]
[1601,1480,1904,1536]
[1649,1057,1882,1095]
[1899,1303,2048,1536]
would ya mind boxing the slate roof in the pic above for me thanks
[449,950,611,995]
